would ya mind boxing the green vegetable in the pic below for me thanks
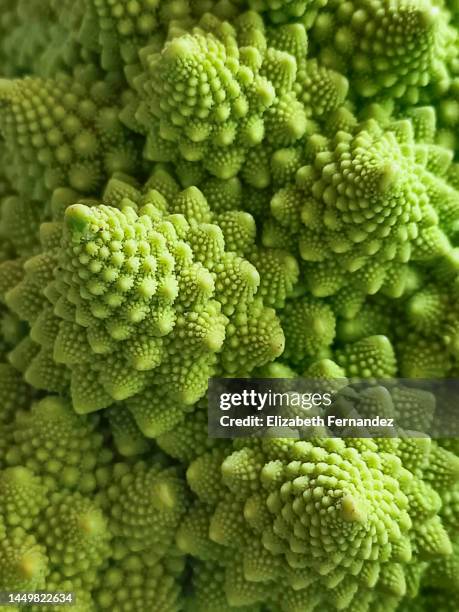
[183,437,457,610]
[0,1,458,610]
[3,176,284,431]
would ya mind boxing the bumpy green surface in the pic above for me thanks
[128,12,310,178]
[0,67,139,199]
[183,436,458,611]
[311,0,455,103]
[0,1,459,610]
[3,175,284,435]
[266,110,457,301]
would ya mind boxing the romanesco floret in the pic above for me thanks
[0,66,139,199]
[310,0,455,103]
[267,111,457,302]
[183,436,458,611]
[4,396,112,493]
[4,174,284,434]
[127,11,308,178]
[0,446,188,608]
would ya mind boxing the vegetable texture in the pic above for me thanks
[0,1,459,611]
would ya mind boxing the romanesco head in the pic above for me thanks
[268,114,455,300]
[5,176,284,434]
[182,436,458,610]
[130,12,307,178]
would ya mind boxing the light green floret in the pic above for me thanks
[335,335,397,378]
[280,296,336,365]
[374,255,459,375]
[217,210,257,254]
[249,248,299,307]
[0,529,48,592]
[36,491,111,582]
[295,58,349,120]
[303,358,347,390]
[336,297,393,343]
[311,0,455,104]
[409,283,452,329]
[268,112,458,302]
[4,396,112,493]
[398,334,452,378]
[127,11,307,179]
[0,65,139,199]
[99,460,189,557]
[5,177,283,435]
[200,176,244,213]
[220,298,285,375]
[402,263,459,365]
[256,360,297,378]
[329,254,459,377]
[0,448,187,608]
[0,467,47,530]
[184,436,458,611]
